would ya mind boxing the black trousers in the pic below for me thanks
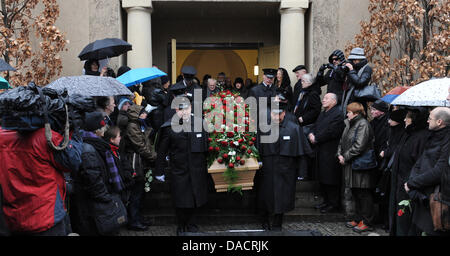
[321,183,341,208]
[259,209,284,228]
[352,188,375,226]
[175,208,195,228]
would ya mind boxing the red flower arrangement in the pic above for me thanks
[204,90,260,193]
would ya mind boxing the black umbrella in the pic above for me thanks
[46,75,133,97]
[78,38,132,61]
[0,59,16,72]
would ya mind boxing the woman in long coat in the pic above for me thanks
[337,102,377,233]
[388,108,429,236]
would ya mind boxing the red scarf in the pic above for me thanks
[110,143,119,158]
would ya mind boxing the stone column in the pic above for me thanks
[122,0,153,68]
[279,0,308,87]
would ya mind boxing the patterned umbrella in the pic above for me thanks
[381,86,410,104]
[391,77,450,107]
[46,75,133,97]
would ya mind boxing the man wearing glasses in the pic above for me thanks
[315,49,348,104]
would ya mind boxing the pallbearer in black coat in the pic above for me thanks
[155,96,209,236]
[308,93,345,213]
[257,102,313,231]
[248,68,278,114]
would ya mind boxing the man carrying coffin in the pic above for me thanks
[256,101,313,231]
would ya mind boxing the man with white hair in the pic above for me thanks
[404,107,450,236]
[308,93,345,212]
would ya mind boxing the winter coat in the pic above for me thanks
[0,128,71,233]
[388,122,429,235]
[292,85,322,126]
[248,82,277,111]
[341,59,373,113]
[72,132,121,236]
[311,105,346,185]
[337,114,377,188]
[315,51,347,101]
[407,126,450,234]
[370,113,390,160]
[121,105,156,181]
[257,117,313,214]
[155,116,209,208]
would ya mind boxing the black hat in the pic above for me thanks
[263,68,277,78]
[83,111,106,131]
[389,109,407,123]
[160,75,169,85]
[372,99,389,113]
[169,81,187,96]
[181,66,197,76]
[271,101,288,114]
[292,65,307,73]
[117,66,131,77]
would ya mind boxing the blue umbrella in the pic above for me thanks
[0,76,12,89]
[116,67,167,87]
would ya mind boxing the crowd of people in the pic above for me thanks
[0,47,448,237]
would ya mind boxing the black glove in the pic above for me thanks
[319,64,328,72]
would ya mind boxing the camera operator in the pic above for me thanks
[341,47,373,114]
[315,50,348,104]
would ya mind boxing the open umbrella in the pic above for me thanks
[116,67,167,87]
[381,86,410,104]
[0,76,12,89]
[0,59,16,72]
[78,38,132,61]
[46,75,133,97]
[391,77,450,107]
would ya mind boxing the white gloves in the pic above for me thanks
[145,104,158,113]
[155,175,165,182]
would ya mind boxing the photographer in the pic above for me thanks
[341,47,373,114]
[315,50,348,104]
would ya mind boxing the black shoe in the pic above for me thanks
[185,224,199,233]
[320,205,338,214]
[272,225,282,231]
[141,217,153,227]
[314,202,328,210]
[127,222,149,231]
[176,226,185,236]
[261,222,271,231]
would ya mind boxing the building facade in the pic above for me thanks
[55,0,370,87]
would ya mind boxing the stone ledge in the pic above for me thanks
[122,0,152,9]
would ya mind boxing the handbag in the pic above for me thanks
[353,82,382,101]
[350,124,377,171]
[430,185,450,231]
[93,193,128,235]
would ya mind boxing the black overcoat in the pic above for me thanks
[388,124,429,235]
[311,105,345,185]
[257,117,313,214]
[407,126,449,235]
[155,117,209,208]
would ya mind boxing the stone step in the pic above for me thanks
[143,190,324,210]
[142,207,346,226]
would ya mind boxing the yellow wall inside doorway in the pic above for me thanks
[176,49,258,84]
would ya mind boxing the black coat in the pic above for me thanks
[388,123,429,235]
[370,113,390,162]
[72,134,120,235]
[315,67,346,103]
[407,126,450,235]
[248,82,277,110]
[292,86,322,126]
[156,117,209,208]
[311,105,345,185]
[257,117,313,214]
[341,59,373,113]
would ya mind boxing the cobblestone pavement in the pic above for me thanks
[117,221,389,236]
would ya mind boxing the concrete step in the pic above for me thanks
[142,207,346,226]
